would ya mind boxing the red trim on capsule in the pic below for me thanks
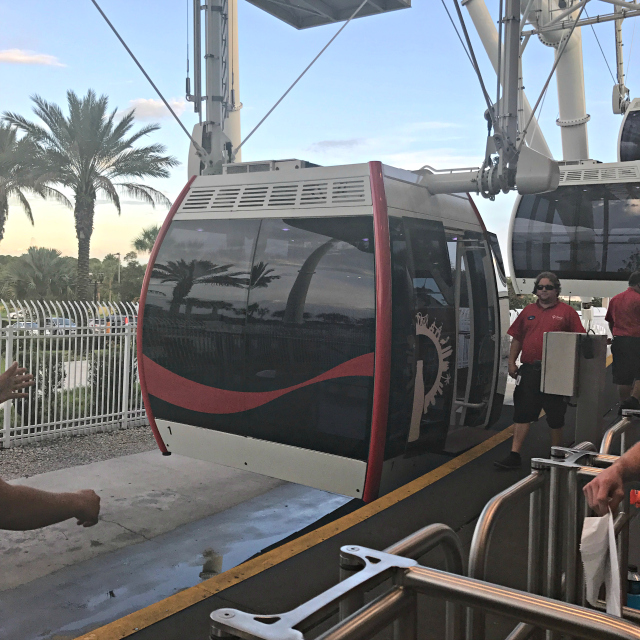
[143,352,374,414]
[363,161,392,503]
[467,194,488,233]
[137,175,197,454]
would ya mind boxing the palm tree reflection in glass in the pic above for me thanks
[152,259,248,316]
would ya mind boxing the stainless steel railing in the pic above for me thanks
[210,545,640,640]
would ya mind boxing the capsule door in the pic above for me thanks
[448,231,499,428]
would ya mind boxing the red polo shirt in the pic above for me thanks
[605,288,640,337]
[508,301,585,363]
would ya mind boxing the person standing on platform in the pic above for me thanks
[605,271,640,413]
[494,272,585,470]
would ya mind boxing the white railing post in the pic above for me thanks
[121,322,131,429]
[3,325,13,448]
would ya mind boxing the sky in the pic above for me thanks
[1,0,639,268]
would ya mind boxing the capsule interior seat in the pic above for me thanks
[138,161,508,500]
[509,160,640,299]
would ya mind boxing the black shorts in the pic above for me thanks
[513,363,567,429]
[611,336,640,386]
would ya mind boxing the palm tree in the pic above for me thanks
[0,247,75,300]
[132,224,160,255]
[3,90,178,298]
[0,123,71,244]
[246,261,280,289]
[152,259,246,315]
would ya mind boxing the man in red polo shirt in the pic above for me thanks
[495,272,585,470]
[606,270,640,413]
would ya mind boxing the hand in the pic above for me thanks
[0,362,34,403]
[508,362,519,379]
[583,466,625,516]
[73,490,101,527]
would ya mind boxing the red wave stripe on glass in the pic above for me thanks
[143,352,375,414]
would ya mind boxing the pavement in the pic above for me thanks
[1,450,284,591]
[0,450,350,640]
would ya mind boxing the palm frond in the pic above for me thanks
[117,183,172,208]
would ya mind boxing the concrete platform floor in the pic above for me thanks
[1,450,288,592]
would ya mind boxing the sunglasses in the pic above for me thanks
[536,284,556,291]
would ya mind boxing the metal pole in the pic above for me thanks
[2,326,13,448]
[121,323,131,430]
[545,465,560,640]
[565,468,579,607]
[193,0,202,118]
[339,549,365,621]
[528,484,543,595]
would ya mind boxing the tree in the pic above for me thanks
[507,277,536,310]
[0,123,71,243]
[132,224,160,255]
[0,247,75,300]
[3,90,178,298]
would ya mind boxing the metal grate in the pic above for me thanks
[178,178,370,213]
[211,187,242,209]
[332,179,366,203]
[559,164,640,184]
[182,189,215,210]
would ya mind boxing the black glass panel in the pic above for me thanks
[463,233,496,427]
[143,216,376,460]
[401,217,456,453]
[487,232,507,286]
[143,219,257,391]
[513,185,640,279]
[243,217,376,460]
[621,110,640,162]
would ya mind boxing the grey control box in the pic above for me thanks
[541,332,581,396]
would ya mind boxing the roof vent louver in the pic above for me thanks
[238,185,269,208]
[300,182,329,204]
[559,163,640,185]
[332,179,366,203]
[268,184,298,207]
[182,189,216,211]
[211,187,241,209]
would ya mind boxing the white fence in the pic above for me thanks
[0,300,146,448]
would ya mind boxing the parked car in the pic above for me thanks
[11,321,40,336]
[44,317,77,336]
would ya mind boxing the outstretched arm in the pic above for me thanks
[0,478,100,530]
[583,442,640,516]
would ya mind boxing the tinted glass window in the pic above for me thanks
[143,216,375,461]
[143,219,257,392]
[401,217,456,453]
[243,217,375,459]
[621,110,640,162]
[513,185,640,279]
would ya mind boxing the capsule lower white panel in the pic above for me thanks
[155,419,367,498]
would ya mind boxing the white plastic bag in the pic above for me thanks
[580,509,622,616]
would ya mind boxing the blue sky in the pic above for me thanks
[1,0,638,265]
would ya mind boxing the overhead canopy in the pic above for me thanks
[245,0,410,29]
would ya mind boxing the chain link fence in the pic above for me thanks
[0,300,146,448]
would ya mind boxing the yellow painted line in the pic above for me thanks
[77,425,515,640]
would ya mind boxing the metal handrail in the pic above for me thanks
[403,565,640,640]
[467,471,545,640]
[600,416,633,454]
[211,546,640,640]
[340,524,465,640]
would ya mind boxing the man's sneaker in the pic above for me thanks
[494,451,522,470]
[619,396,640,415]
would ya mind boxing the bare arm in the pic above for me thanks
[0,478,100,531]
[583,442,640,516]
[508,338,522,378]
[608,321,614,334]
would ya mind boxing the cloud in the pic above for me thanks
[0,49,65,67]
[309,138,365,152]
[118,98,187,121]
